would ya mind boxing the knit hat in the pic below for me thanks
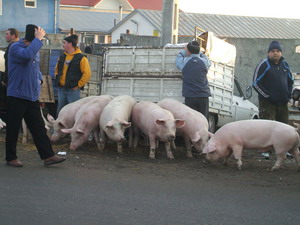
[268,41,282,53]
[25,24,38,42]
[64,34,78,48]
[187,41,200,54]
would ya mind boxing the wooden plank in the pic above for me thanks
[39,75,55,103]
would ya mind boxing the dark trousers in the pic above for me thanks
[185,97,209,119]
[259,98,289,124]
[5,97,54,161]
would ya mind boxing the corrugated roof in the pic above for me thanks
[137,10,300,39]
[59,9,128,33]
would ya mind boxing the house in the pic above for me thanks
[0,0,60,34]
[59,0,163,43]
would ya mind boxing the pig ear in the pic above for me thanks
[76,128,84,134]
[58,122,66,129]
[105,121,114,129]
[121,121,131,129]
[155,119,165,126]
[61,128,72,134]
[191,133,201,142]
[47,114,55,124]
[203,142,217,154]
[175,119,185,128]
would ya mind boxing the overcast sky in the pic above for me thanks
[179,0,300,19]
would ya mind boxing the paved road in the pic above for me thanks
[0,146,300,225]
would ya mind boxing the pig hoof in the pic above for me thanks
[186,152,193,158]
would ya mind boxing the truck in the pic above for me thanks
[100,33,259,132]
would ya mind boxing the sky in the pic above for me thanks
[179,0,300,19]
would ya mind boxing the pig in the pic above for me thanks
[60,95,113,150]
[203,119,300,171]
[99,95,136,153]
[158,98,211,158]
[47,96,99,142]
[132,101,185,159]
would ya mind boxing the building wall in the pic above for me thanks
[111,13,159,43]
[0,0,59,33]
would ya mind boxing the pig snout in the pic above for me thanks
[167,134,175,142]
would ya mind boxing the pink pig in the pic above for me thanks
[61,95,113,150]
[47,96,99,142]
[132,101,185,159]
[99,95,136,153]
[203,119,300,171]
[158,98,211,158]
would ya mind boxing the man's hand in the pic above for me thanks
[35,26,46,41]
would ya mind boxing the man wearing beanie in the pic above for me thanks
[5,24,66,167]
[253,40,293,159]
[55,34,91,115]
[175,40,211,120]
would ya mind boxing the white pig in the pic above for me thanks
[203,119,300,171]
[99,95,136,153]
[132,101,185,159]
[47,96,99,142]
[61,95,113,150]
[158,98,211,158]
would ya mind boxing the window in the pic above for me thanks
[0,0,2,15]
[25,0,37,8]
[295,45,300,53]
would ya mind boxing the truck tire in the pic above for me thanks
[208,114,216,133]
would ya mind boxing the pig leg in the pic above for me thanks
[93,129,101,151]
[165,141,175,160]
[99,128,106,152]
[133,124,139,149]
[271,152,285,171]
[128,126,133,149]
[149,135,156,159]
[22,119,28,144]
[289,146,300,171]
[183,134,193,158]
[117,142,123,154]
[223,149,233,166]
[232,146,243,170]
[171,140,177,151]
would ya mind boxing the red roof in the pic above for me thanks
[61,0,163,10]
[128,0,162,10]
[60,0,101,7]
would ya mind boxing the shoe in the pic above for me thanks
[6,159,23,167]
[286,152,293,159]
[261,152,270,160]
[44,155,66,166]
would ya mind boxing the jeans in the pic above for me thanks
[57,87,81,115]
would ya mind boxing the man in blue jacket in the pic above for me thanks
[176,41,211,119]
[253,40,293,159]
[5,24,66,167]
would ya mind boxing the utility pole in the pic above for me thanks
[160,0,179,46]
